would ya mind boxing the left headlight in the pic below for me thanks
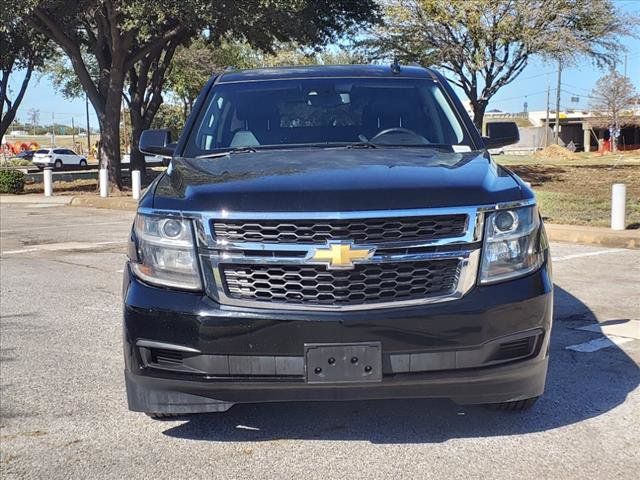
[128,213,202,291]
[479,205,544,284]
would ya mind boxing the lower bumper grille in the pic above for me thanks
[222,259,461,307]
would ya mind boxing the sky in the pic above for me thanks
[7,0,640,128]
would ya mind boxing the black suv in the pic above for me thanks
[124,65,552,417]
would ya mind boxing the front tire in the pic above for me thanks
[79,159,87,167]
[54,159,63,169]
[487,396,539,412]
[145,412,183,420]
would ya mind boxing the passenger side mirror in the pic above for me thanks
[483,122,519,150]
[139,129,175,158]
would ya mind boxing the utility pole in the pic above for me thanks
[544,83,550,147]
[554,60,562,144]
[85,95,91,157]
[71,117,76,150]
[51,112,56,147]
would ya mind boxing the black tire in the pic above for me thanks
[145,412,182,420]
[79,159,87,167]
[54,159,63,169]
[487,396,539,412]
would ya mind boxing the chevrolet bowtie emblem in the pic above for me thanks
[309,242,375,270]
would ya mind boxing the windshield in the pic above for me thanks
[184,77,472,157]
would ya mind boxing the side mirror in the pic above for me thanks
[483,122,519,150]
[139,129,175,158]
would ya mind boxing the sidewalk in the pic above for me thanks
[2,194,639,248]
[545,224,639,249]
[0,194,73,205]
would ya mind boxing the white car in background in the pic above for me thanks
[32,148,87,169]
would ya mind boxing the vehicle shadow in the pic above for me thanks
[162,285,639,443]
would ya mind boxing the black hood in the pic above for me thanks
[151,147,526,212]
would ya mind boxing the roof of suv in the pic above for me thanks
[217,64,437,83]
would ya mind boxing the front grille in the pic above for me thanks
[212,215,468,244]
[222,259,460,306]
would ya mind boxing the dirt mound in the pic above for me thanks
[534,144,580,161]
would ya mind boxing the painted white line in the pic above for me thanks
[565,336,633,352]
[552,248,626,262]
[577,320,640,340]
[0,220,130,234]
[1,241,126,256]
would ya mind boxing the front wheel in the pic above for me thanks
[145,412,185,420]
[54,159,63,169]
[486,396,539,412]
[79,159,87,167]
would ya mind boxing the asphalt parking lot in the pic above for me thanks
[1,202,639,479]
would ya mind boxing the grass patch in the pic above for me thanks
[24,179,97,195]
[507,162,640,228]
[535,190,640,227]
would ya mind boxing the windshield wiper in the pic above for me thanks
[196,146,257,159]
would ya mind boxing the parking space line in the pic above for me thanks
[552,248,626,262]
[566,336,633,352]
[1,241,126,256]
[0,220,131,234]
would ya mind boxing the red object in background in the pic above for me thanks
[599,139,611,154]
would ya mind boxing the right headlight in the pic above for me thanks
[479,205,544,284]
[128,213,202,291]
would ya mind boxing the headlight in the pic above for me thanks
[479,205,544,284]
[128,213,202,290]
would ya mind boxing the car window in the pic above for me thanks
[53,149,65,154]
[35,149,49,154]
[185,77,472,157]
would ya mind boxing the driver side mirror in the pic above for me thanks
[139,129,175,159]
[483,122,519,150]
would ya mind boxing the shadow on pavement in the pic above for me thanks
[162,285,639,443]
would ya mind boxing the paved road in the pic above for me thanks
[1,202,639,480]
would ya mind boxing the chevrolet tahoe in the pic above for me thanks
[124,64,552,418]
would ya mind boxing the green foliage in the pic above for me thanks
[0,169,26,194]
[22,0,379,186]
[151,103,186,139]
[166,38,368,116]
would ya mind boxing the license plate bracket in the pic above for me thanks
[304,342,382,384]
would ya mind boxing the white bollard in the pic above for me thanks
[43,167,53,197]
[611,183,626,230]
[99,168,109,198]
[131,170,141,200]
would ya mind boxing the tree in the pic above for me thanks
[590,71,638,151]
[166,38,260,124]
[0,13,54,139]
[362,0,637,129]
[21,0,377,189]
[164,39,367,125]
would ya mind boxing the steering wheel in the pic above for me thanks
[369,127,430,144]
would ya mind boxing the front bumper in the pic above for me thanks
[123,261,553,413]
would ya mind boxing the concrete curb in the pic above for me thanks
[69,196,138,211]
[0,194,73,205]
[546,224,640,249]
